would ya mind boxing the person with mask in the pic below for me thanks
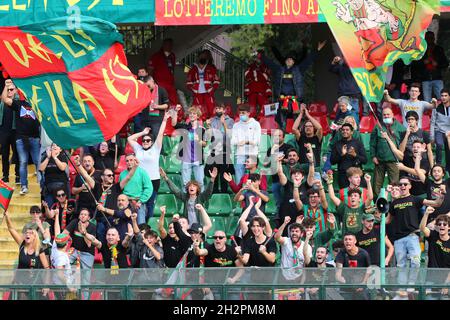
[128,112,170,220]
[204,104,234,193]
[186,49,220,120]
[244,52,272,119]
[230,104,261,184]
[370,105,406,197]
[261,41,327,130]
[136,66,148,81]
[141,76,169,138]
[148,38,178,105]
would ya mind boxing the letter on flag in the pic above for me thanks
[317,0,440,102]
[0,17,152,149]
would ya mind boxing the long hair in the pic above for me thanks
[24,229,42,257]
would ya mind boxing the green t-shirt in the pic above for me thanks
[335,203,365,235]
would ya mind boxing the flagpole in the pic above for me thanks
[62,150,111,228]
[363,96,400,164]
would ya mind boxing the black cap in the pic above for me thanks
[188,223,203,234]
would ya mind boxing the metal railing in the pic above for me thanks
[1,268,449,300]
[181,41,248,101]
[118,25,171,55]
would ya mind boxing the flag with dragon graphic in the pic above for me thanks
[318,0,440,102]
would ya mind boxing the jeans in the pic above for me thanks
[137,202,147,225]
[272,181,283,211]
[146,179,160,221]
[69,250,94,300]
[182,162,204,191]
[394,234,421,286]
[133,113,143,134]
[434,131,446,165]
[16,137,40,187]
[422,80,443,102]
[234,155,247,186]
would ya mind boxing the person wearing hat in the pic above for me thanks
[356,213,394,267]
[260,41,327,131]
[330,123,367,188]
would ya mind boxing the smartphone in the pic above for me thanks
[313,172,321,181]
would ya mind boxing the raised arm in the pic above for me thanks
[275,216,290,245]
[305,108,323,141]
[327,178,341,207]
[303,229,313,266]
[277,156,288,186]
[1,79,15,106]
[306,151,316,187]
[399,129,410,154]
[414,154,427,183]
[73,155,95,190]
[4,211,23,245]
[254,199,272,236]
[195,204,212,235]
[363,174,374,207]
[293,183,303,211]
[156,112,170,147]
[292,107,305,140]
[380,131,404,161]
[238,201,253,237]
[383,89,401,105]
[158,206,168,239]
[420,206,434,238]
[128,127,150,149]
[121,223,135,249]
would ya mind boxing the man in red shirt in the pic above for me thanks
[244,54,271,120]
[148,38,178,105]
[186,50,220,120]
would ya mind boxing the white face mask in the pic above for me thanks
[383,118,393,125]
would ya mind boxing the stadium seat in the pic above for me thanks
[285,118,294,133]
[206,217,228,238]
[360,133,371,154]
[422,113,431,131]
[206,193,233,216]
[259,134,272,154]
[159,174,183,194]
[394,113,403,124]
[359,116,376,133]
[313,115,330,136]
[94,248,103,265]
[265,193,278,216]
[153,194,178,216]
[147,217,160,231]
[308,101,327,116]
[284,134,297,148]
[164,154,182,173]
[226,216,240,236]
[260,115,279,131]
[330,103,339,120]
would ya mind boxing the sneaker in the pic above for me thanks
[15,176,20,185]
[20,186,28,195]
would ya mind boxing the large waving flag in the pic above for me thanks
[318,0,440,102]
[0,179,13,211]
[0,17,151,149]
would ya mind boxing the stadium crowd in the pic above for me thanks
[0,32,449,300]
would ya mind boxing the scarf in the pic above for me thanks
[59,201,68,231]
[303,205,326,232]
[109,244,119,275]
[148,84,159,117]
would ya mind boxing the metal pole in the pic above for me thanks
[379,188,386,288]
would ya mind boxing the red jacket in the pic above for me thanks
[186,64,220,94]
[148,49,175,86]
[244,62,272,96]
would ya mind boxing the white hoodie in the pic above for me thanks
[230,118,261,156]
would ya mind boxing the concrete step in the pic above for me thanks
[0,250,18,260]
[0,259,17,269]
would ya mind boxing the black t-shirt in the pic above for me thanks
[266,143,294,183]
[65,219,96,255]
[243,236,277,267]
[277,181,304,233]
[426,230,450,268]
[142,86,169,120]
[401,154,429,196]
[18,242,43,269]
[10,100,40,138]
[47,199,77,237]
[205,243,237,267]
[97,183,122,213]
[356,228,381,266]
[335,247,371,268]
[400,129,430,157]
[297,135,321,167]
[243,190,269,220]
[73,171,102,210]
[42,153,68,184]
[101,242,129,269]
[306,261,335,268]
[425,179,450,220]
[161,236,184,268]
[389,195,424,241]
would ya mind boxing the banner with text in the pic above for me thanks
[0,17,152,149]
[0,0,154,26]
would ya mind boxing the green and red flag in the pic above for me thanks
[0,16,152,149]
[0,179,13,211]
[317,0,440,102]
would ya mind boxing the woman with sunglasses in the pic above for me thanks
[22,205,51,246]
[39,143,68,208]
[43,188,77,238]
[128,112,171,221]
[90,137,118,171]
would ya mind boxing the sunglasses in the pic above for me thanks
[7,88,14,92]
[213,236,225,240]
[103,174,114,177]
[399,183,409,186]
[56,193,66,197]
[437,222,448,227]
[142,139,152,143]
[30,212,41,215]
